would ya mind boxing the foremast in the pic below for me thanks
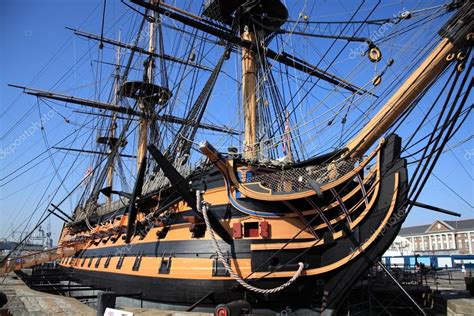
[106,45,121,205]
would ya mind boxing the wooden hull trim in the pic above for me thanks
[58,171,395,282]
[53,135,408,312]
[229,141,383,201]
[251,171,399,278]
[56,170,398,295]
[229,167,377,219]
[251,170,382,251]
[63,167,379,255]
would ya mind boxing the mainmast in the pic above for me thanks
[137,0,158,171]
[235,2,288,161]
[241,21,258,160]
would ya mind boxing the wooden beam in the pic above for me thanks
[345,38,458,157]
[9,84,140,115]
[51,203,74,221]
[241,24,258,160]
[346,2,472,158]
[409,200,461,217]
[125,156,147,243]
[131,0,368,95]
[68,28,213,72]
[52,146,137,159]
[147,144,233,243]
[9,85,241,135]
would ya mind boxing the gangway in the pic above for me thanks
[0,246,75,275]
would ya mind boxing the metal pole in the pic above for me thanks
[377,261,426,316]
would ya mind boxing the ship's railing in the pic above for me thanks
[142,159,193,194]
[142,156,211,194]
[244,158,359,193]
[0,246,75,275]
[95,198,129,216]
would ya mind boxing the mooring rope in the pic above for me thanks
[198,191,305,294]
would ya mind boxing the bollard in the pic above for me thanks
[465,276,474,296]
[97,291,116,316]
[0,291,7,308]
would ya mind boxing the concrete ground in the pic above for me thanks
[0,272,95,316]
[0,272,212,316]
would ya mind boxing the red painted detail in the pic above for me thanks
[216,307,228,316]
[233,222,242,238]
[183,215,199,224]
[244,222,259,237]
[260,221,270,238]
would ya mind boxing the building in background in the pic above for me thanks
[386,219,474,256]
[384,236,413,257]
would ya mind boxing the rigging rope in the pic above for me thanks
[199,191,304,294]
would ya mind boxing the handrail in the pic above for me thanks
[231,139,383,201]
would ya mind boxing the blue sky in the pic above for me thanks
[0,0,473,243]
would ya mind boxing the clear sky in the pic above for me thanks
[0,0,473,243]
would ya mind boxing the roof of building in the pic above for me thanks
[399,225,430,236]
[446,219,474,231]
[399,218,474,236]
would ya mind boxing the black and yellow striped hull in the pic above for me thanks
[57,134,408,311]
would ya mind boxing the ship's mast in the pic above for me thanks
[137,0,158,170]
[106,44,121,205]
[241,20,258,160]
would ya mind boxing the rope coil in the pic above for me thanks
[199,191,304,294]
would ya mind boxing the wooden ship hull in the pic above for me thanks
[57,134,407,311]
[2,0,471,314]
